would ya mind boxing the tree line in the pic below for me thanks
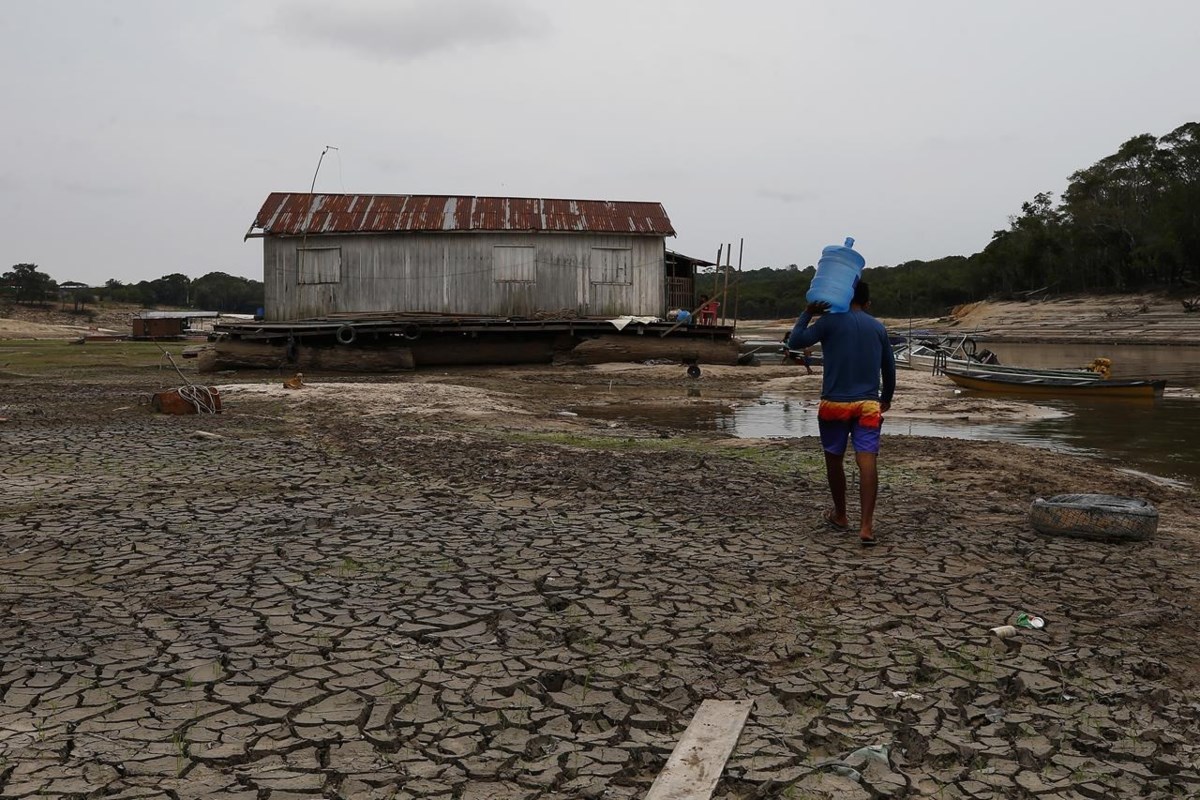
[734,121,1200,318]
[0,265,264,314]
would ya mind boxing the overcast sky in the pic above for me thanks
[2,1,1198,285]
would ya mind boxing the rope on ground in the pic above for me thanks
[157,345,218,414]
[158,349,192,387]
[177,384,219,415]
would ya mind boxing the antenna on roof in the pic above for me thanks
[300,146,340,267]
[310,145,339,197]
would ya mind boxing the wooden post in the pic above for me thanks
[712,245,722,301]
[721,243,732,326]
[733,238,743,332]
[659,269,747,337]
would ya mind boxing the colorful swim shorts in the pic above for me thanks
[817,399,883,455]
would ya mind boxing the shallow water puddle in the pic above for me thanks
[575,392,1200,485]
[569,401,737,432]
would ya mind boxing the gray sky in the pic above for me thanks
[3,0,1198,285]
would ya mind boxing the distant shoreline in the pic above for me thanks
[969,333,1200,347]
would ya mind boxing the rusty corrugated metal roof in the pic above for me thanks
[249,193,675,237]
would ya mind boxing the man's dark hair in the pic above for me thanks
[852,280,870,306]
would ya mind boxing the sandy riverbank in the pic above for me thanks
[0,303,137,339]
[739,291,1200,346]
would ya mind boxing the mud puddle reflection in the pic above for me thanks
[573,393,1198,485]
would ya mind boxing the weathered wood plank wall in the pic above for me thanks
[263,233,666,320]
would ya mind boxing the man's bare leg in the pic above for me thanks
[823,451,850,528]
[855,451,878,541]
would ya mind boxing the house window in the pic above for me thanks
[493,246,536,283]
[298,247,341,284]
[590,248,632,285]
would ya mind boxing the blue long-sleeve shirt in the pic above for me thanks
[788,309,896,404]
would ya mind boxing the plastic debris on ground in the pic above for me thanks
[1016,612,1046,629]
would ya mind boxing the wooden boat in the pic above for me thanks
[895,336,1104,381]
[943,369,1166,398]
[894,335,987,371]
[930,354,1104,381]
[738,339,824,366]
[782,347,823,366]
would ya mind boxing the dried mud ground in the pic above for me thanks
[1,354,1199,800]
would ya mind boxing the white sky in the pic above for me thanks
[2,0,1198,285]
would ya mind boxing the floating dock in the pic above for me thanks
[207,313,738,372]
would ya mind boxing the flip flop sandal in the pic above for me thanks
[823,509,850,530]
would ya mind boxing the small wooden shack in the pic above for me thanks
[131,311,220,339]
[245,193,700,321]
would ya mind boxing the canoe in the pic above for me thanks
[943,370,1166,398]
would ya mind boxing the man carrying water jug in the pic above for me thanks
[787,281,896,546]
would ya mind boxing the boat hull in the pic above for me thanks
[944,371,1166,398]
[897,349,1103,381]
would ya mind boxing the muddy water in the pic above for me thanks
[580,394,1200,484]
[574,340,1200,483]
[734,395,1200,484]
[983,342,1200,387]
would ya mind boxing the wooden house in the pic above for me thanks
[245,193,701,321]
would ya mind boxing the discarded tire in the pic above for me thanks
[335,325,357,345]
[1029,494,1157,542]
[687,364,702,379]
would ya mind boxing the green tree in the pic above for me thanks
[191,272,264,312]
[1,263,57,304]
[977,191,1065,295]
[1151,122,1200,286]
[147,273,192,306]
[58,281,91,312]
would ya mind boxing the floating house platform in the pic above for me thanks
[206,313,738,372]
[216,191,735,372]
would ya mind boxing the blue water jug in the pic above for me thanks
[806,237,865,313]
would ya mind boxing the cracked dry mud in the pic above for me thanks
[1,368,1199,800]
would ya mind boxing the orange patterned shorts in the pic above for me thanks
[817,399,883,454]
